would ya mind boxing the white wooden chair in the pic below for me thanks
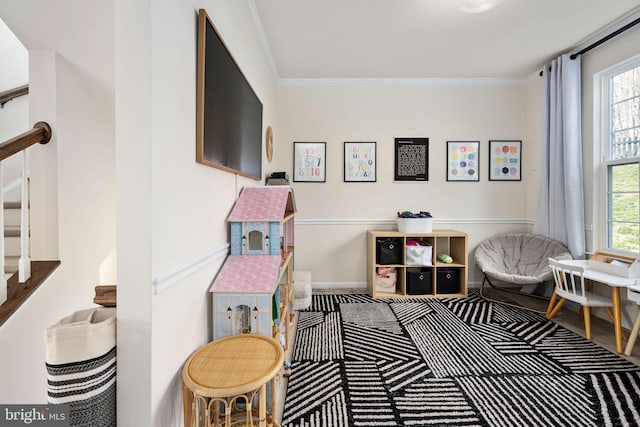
[624,310,640,356]
[546,258,614,340]
[624,285,640,356]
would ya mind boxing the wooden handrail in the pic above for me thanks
[0,122,52,162]
[0,84,29,108]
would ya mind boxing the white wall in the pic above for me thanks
[0,0,116,405]
[273,81,532,286]
[0,1,277,424]
[115,0,278,425]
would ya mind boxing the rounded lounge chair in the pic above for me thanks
[475,233,572,312]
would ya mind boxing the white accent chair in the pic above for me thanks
[546,258,614,340]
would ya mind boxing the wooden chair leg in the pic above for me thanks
[546,297,567,320]
[624,309,640,356]
[584,306,591,340]
[546,291,558,317]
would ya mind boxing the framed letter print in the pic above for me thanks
[447,141,479,181]
[394,137,429,181]
[293,142,326,182]
[489,140,522,181]
[344,141,376,182]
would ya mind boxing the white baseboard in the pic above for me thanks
[310,281,483,290]
[312,282,367,290]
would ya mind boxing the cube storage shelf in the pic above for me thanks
[367,229,468,299]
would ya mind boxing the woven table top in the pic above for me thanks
[183,334,284,398]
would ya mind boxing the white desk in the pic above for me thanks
[547,259,639,354]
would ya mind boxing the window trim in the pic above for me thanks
[595,53,640,257]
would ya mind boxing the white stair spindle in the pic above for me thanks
[18,149,30,283]
[0,161,6,305]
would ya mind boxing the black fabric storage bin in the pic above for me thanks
[437,268,460,294]
[376,238,403,265]
[407,268,432,295]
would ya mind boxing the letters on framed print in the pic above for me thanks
[344,141,376,182]
[394,137,429,181]
[446,141,479,181]
[489,140,522,181]
[293,142,326,182]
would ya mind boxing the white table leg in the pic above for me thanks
[624,308,640,356]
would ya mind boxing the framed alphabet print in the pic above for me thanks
[489,140,522,181]
[394,137,429,181]
[447,141,479,181]
[293,142,326,182]
[344,141,376,182]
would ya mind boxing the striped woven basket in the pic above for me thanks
[45,307,116,427]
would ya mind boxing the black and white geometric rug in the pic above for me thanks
[282,291,640,426]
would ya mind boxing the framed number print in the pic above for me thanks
[344,141,376,182]
[447,141,479,181]
[489,140,522,181]
[293,142,326,182]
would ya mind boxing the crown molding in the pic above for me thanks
[278,77,528,87]
[247,0,280,81]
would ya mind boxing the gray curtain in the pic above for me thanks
[533,54,586,259]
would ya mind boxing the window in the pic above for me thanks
[602,59,640,253]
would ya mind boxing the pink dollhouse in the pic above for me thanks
[209,186,296,341]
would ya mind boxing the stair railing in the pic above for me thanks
[0,84,28,109]
[0,122,52,305]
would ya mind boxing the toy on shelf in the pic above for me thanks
[438,253,453,263]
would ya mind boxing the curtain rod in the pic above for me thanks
[539,14,640,76]
[570,15,640,60]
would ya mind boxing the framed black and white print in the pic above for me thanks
[293,142,326,182]
[489,140,522,181]
[447,141,480,181]
[344,141,376,182]
[394,137,429,181]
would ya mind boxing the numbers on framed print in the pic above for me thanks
[293,142,326,182]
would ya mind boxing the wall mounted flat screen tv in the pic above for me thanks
[196,9,263,180]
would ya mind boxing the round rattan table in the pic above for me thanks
[182,334,284,427]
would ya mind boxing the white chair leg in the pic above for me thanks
[624,309,640,356]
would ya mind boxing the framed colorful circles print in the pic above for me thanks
[446,141,480,181]
[488,140,522,181]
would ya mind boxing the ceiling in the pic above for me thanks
[252,0,640,79]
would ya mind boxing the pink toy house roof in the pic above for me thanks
[228,186,296,222]
[209,255,281,293]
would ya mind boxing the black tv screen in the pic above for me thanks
[196,9,263,180]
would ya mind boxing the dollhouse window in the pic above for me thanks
[248,230,263,251]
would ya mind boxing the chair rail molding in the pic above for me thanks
[152,243,229,294]
[296,218,533,226]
